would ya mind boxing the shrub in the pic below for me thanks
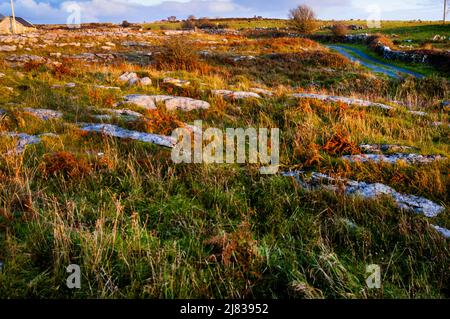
[288,5,318,34]
[154,37,203,72]
[121,20,131,28]
[331,23,348,37]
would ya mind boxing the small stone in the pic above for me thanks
[22,108,63,121]
[408,110,427,116]
[93,85,121,90]
[0,45,17,52]
[139,77,152,86]
[118,72,140,86]
[163,77,190,87]
[212,90,262,100]
[122,95,157,109]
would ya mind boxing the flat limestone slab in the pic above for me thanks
[342,153,445,165]
[292,93,393,110]
[283,171,444,218]
[81,123,175,148]
[212,90,262,100]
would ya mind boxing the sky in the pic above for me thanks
[0,0,446,24]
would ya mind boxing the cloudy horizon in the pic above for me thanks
[0,0,446,24]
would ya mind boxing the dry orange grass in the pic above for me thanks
[322,130,361,156]
[204,221,260,267]
[40,151,92,179]
[129,109,185,136]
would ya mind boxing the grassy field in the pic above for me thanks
[0,27,448,299]
[143,19,287,30]
[351,22,450,50]
[144,19,449,50]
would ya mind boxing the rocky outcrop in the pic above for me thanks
[283,171,445,218]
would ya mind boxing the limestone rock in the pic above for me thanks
[283,171,444,218]
[163,77,190,87]
[292,93,393,110]
[359,144,416,153]
[0,45,17,52]
[22,108,63,120]
[432,225,450,239]
[342,153,444,165]
[140,77,152,86]
[81,123,175,148]
[122,94,210,111]
[212,90,262,100]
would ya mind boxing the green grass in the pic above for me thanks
[0,30,448,299]
[143,19,287,31]
[356,23,450,49]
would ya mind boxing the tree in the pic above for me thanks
[121,20,131,28]
[182,19,196,29]
[288,5,318,34]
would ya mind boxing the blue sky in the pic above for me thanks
[0,0,445,24]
